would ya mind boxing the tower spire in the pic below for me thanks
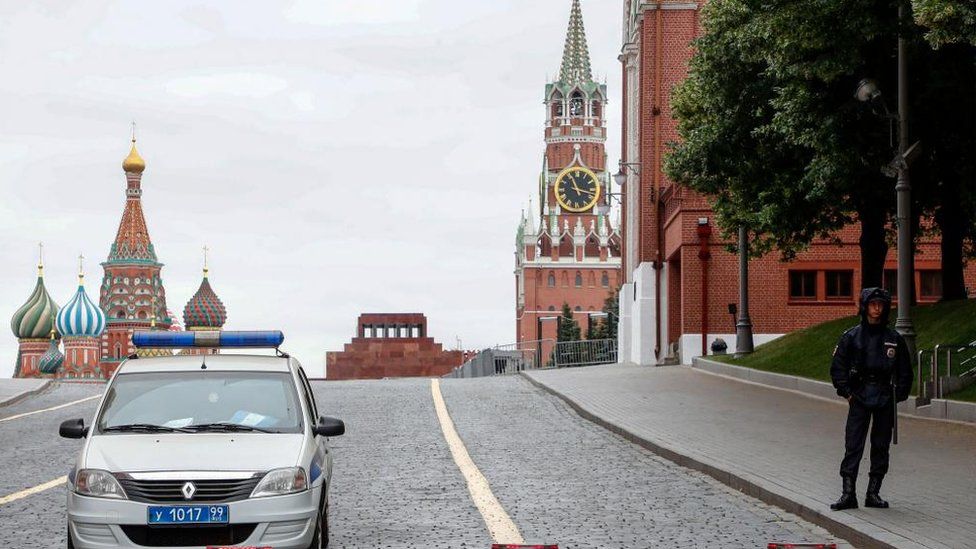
[38,242,44,277]
[203,245,209,278]
[78,253,85,283]
[559,0,593,85]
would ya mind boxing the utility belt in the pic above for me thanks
[850,366,893,387]
[862,374,893,384]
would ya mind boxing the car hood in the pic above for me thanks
[83,433,305,473]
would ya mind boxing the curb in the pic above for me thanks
[693,357,976,427]
[520,371,897,549]
[0,379,53,408]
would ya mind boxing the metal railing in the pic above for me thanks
[445,338,618,378]
[919,342,976,400]
[551,338,618,368]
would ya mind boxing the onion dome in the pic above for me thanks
[122,139,146,173]
[183,262,227,330]
[11,261,60,340]
[38,332,64,375]
[56,265,107,338]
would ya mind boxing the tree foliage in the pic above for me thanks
[557,302,581,342]
[666,0,976,296]
[913,0,976,46]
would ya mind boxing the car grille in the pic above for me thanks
[117,477,262,503]
[120,524,257,547]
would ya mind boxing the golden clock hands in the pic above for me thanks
[572,181,595,197]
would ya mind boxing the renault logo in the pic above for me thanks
[181,482,196,500]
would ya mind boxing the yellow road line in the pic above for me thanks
[0,395,100,423]
[0,476,67,506]
[430,379,523,545]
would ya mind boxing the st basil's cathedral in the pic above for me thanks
[10,136,229,379]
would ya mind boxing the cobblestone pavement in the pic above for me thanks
[525,364,976,549]
[0,382,105,548]
[440,375,847,549]
[1,375,847,548]
[311,378,489,548]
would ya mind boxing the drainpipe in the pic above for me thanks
[653,4,664,360]
[697,218,712,358]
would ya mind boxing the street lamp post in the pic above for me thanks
[854,5,918,359]
[735,226,754,356]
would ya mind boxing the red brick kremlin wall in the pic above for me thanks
[623,0,976,361]
[325,314,466,380]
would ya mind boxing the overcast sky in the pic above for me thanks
[0,0,623,378]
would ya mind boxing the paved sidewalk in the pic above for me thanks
[523,364,976,549]
[0,378,49,407]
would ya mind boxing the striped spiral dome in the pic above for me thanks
[11,274,59,339]
[183,275,227,329]
[56,282,106,338]
[38,337,64,375]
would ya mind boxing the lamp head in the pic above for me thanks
[613,169,627,187]
[855,78,882,103]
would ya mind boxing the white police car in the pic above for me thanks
[59,331,344,549]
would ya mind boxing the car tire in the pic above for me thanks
[307,501,325,549]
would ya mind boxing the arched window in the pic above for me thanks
[114,344,122,359]
[601,272,610,287]
[550,92,564,119]
[570,91,584,116]
[137,311,148,320]
[114,309,126,319]
[548,305,556,311]
[548,273,556,287]
[561,272,569,287]
[575,272,583,287]
[588,272,596,286]
[591,100,601,118]
[574,306,582,312]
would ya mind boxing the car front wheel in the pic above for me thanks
[307,502,327,549]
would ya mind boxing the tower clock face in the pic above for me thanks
[554,167,601,212]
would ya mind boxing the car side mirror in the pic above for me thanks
[313,416,345,437]
[59,418,88,439]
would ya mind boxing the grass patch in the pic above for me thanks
[718,299,976,402]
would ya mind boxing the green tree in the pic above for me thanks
[557,303,581,342]
[667,0,976,297]
[588,288,619,340]
[913,0,976,46]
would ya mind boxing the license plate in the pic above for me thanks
[147,505,228,525]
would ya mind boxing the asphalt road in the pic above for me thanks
[0,376,844,548]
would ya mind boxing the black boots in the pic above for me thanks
[865,475,890,508]
[830,476,858,511]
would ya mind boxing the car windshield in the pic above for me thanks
[97,371,303,434]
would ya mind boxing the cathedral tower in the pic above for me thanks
[515,0,622,353]
[99,135,170,374]
[58,257,107,378]
[10,247,59,378]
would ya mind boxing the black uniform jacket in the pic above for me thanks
[831,324,913,405]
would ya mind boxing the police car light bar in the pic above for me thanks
[132,330,285,349]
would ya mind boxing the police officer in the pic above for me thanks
[830,287,913,510]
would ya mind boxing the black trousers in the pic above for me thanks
[840,396,894,479]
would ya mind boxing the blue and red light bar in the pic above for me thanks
[132,330,285,349]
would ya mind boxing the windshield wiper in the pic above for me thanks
[103,423,192,433]
[184,422,277,433]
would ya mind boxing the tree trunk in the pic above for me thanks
[936,197,968,300]
[859,206,888,289]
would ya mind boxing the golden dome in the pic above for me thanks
[122,140,146,173]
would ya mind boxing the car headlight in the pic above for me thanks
[75,469,127,499]
[250,467,308,498]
